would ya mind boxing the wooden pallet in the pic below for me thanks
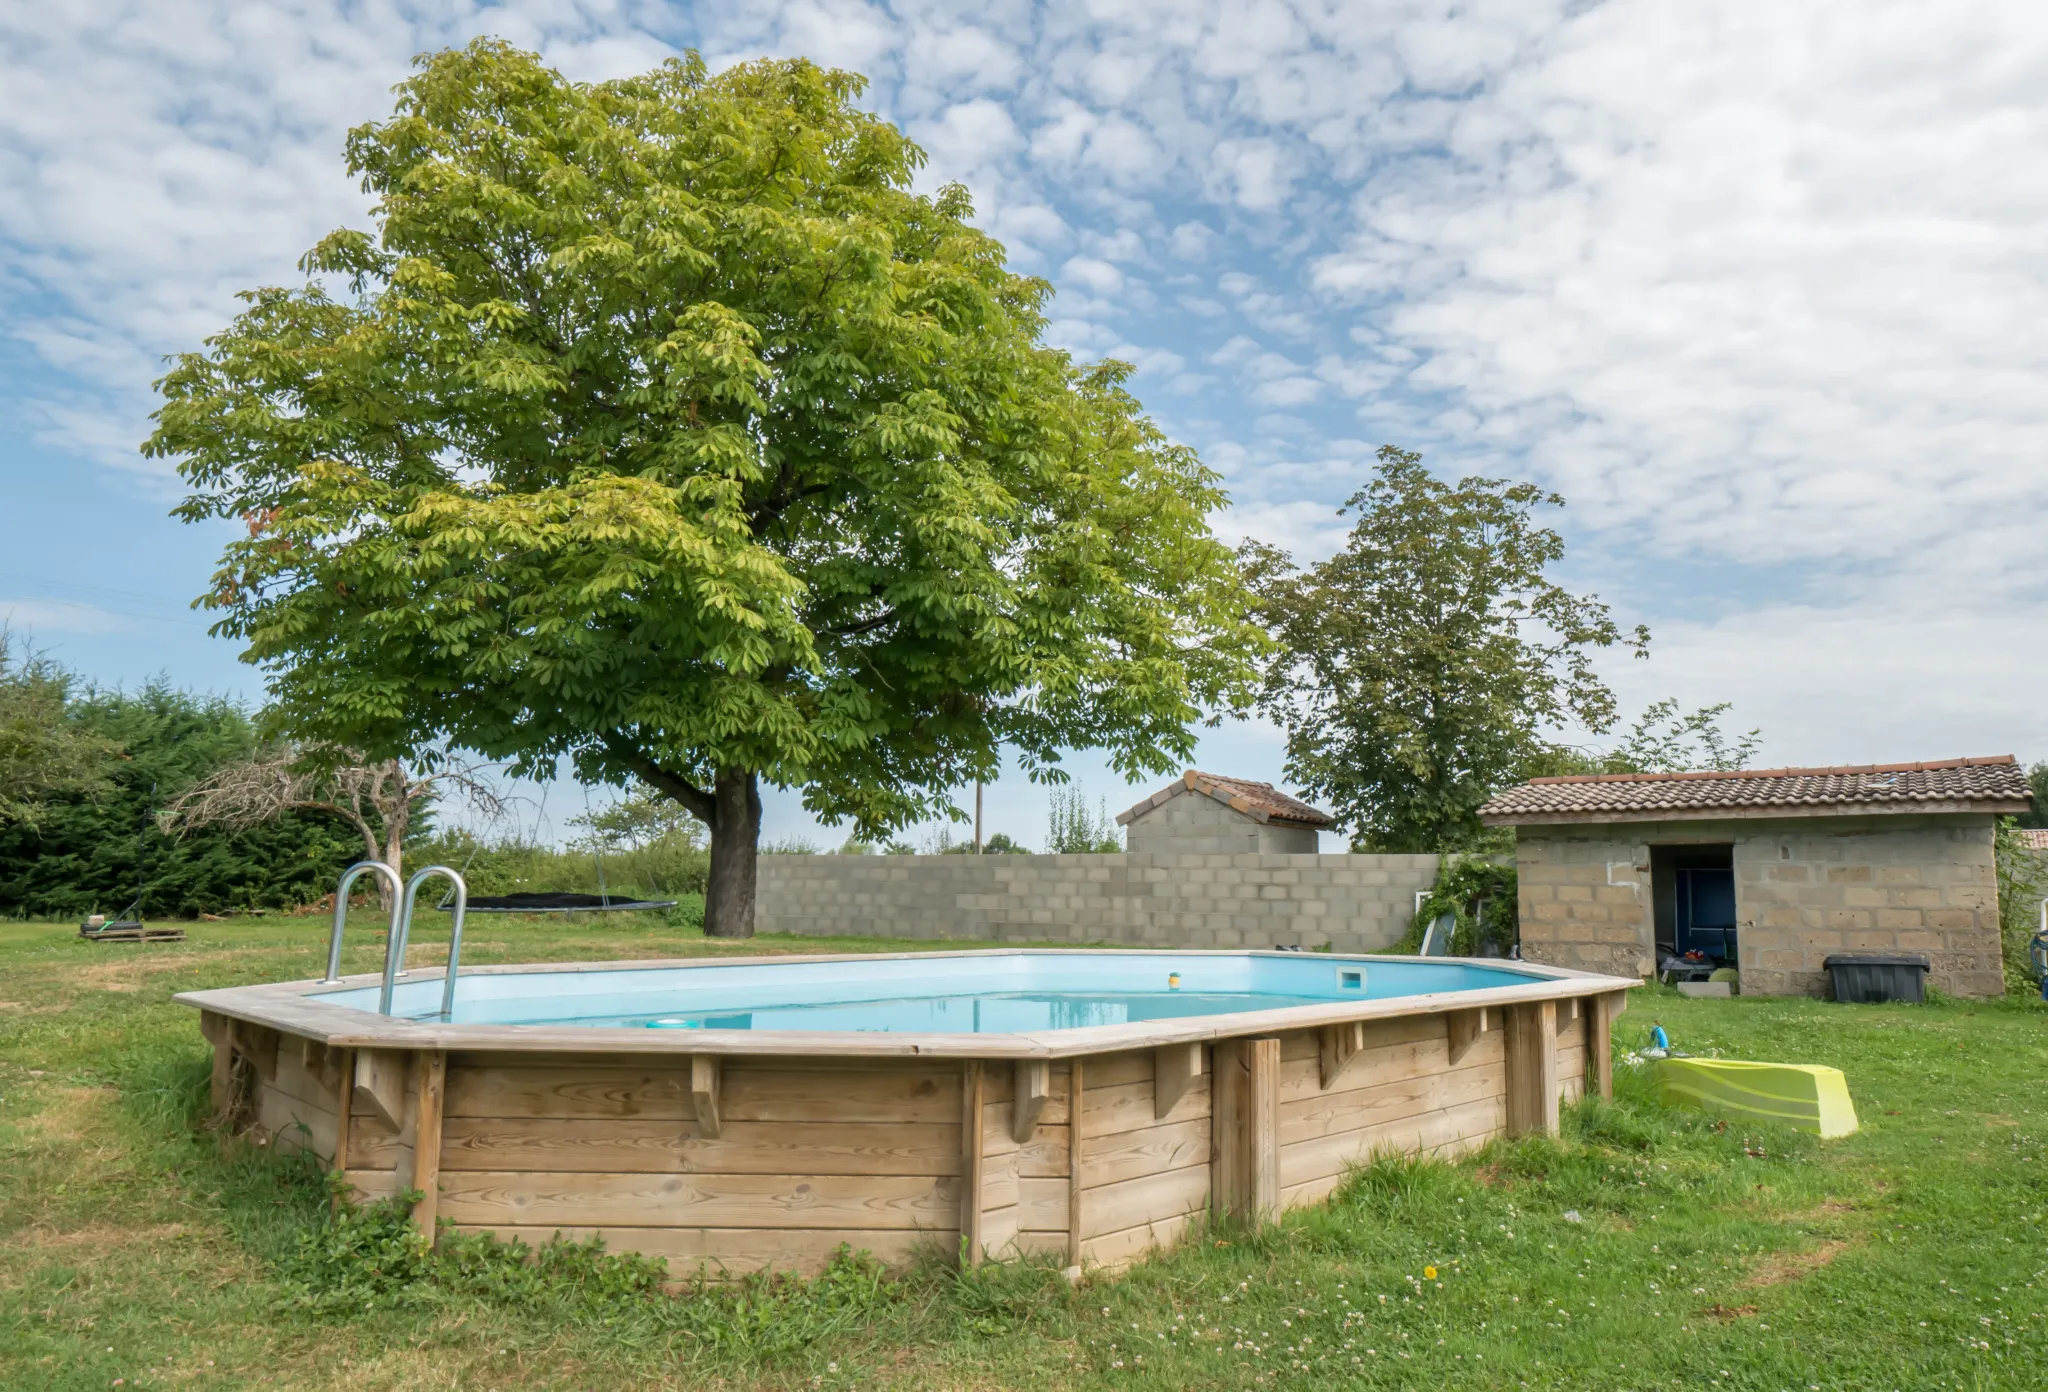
[79,924,186,943]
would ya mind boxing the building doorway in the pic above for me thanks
[1651,844,1737,965]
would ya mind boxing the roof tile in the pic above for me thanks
[1480,755,2031,823]
[1116,770,1334,828]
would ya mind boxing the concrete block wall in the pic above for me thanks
[1515,829,1652,981]
[1123,791,1321,856]
[1515,813,2003,998]
[755,851,1439,954]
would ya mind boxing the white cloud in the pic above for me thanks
[1060,255,1125,296]
[1168,220,1215,260]
[0,599,124,635]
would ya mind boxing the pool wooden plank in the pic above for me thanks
[1015,1123,1069,1178]
[1015,1176,1068,1233]
[1074,1116,1210,1189]
[1081,1074,1211,1138]
[1280,1059,1503,1147]
[436,1171,962,1231]
[1082,1210,1203,1271]
[436,1118,965,1176]
[449,1225,939,1278]
[1279,1095,1506,1204]
[254,1082,337,1162]
[442,1059,961,1125]
[1078,1162,1210,1241]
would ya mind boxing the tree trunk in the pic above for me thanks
[703,769,761,938]
[374,762,409,908]
[382,827,405,891]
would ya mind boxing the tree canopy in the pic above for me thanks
[0,680,360,919]
[147,42,1258,934]
[1540,698,1762,777]
[1245,446,1648,853]
[0,629,117,828]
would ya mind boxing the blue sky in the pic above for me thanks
[5,1,2047,851]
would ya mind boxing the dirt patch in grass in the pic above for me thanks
[1701,1302,1760,1321]
[13,1220,198,1254]
[19,1085,122,1142]
[1737,1239,1852,1289]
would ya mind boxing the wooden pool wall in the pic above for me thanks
[201,991,1626,1276]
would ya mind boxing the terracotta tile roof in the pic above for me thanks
[2016,828,2048,851]
[1480,755,2032,824]
[1116,770,1335,828]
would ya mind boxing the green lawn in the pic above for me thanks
[3,914,2046,1390]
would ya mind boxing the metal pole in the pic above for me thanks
[975,780,984,855]
[383,865,468,1017]
[322,861,402,985]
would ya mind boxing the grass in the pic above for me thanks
[4,914,2047,1390]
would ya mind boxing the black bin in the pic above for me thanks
[1823,953,1929,1004]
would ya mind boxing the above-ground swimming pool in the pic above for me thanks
[183,949,1635,1277]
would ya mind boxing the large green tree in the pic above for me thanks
[1244,446,1648,852]
[147,42,1258,935]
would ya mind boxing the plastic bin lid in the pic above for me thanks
[1822,953,1929,968]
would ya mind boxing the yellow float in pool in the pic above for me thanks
[1648,1058,1859,1138]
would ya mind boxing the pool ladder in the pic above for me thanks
[320,861,469,1020]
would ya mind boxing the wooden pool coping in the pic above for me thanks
[176,947,1641,1060]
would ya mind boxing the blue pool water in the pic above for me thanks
[313,952,1544,1033]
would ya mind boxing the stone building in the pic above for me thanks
[1479,756,2031,998]
[1115,770,1335,855]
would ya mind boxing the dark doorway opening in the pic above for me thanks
[1651,844,1737,965]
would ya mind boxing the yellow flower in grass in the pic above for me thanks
[1424,1266,1438,1280]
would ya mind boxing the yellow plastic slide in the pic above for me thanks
[1647,1058,1859,1139]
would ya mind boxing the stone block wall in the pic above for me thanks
[755,851,1438,954]
[1514,813,2003,998]
[1123,791,1321,856]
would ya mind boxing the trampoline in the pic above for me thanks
[438,890,676,915]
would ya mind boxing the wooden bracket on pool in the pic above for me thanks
[1446,1007,1491,1066]
[1317,1022,1367,1089]
[1154,1043,1204,1118]
[353,1049,407,1131]
[1555,995,1582,1037]
[1013,1059,1050,1141]
[691,1056,723,1139]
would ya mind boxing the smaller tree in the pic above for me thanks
[1046,787,1122,853]
[0,628,118,828]
[1247,446,1648,853]
[1536,699,1762,777]
[160,744,502,894]
[2015,761,2048,829]
[568,783,706,854]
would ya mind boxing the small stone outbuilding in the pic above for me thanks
[1480,756,2031,998]
[1117,770,1334,855]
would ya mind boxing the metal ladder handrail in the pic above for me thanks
[321,861,404,985]
[381,866,469,1020]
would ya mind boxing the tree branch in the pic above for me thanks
[599,732,718,825]
[826,606,901,639]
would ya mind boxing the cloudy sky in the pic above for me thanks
[4,1,2046,850]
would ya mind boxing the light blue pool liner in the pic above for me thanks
[311,952,1547,1033]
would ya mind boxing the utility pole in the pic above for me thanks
[974,779,984,854]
